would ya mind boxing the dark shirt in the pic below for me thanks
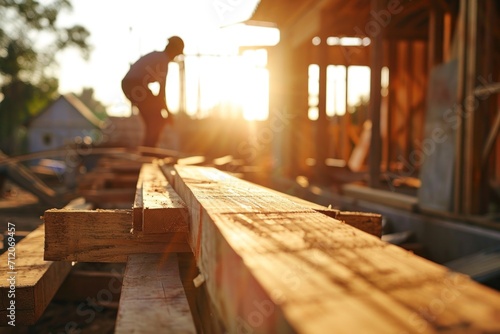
[123,51,170,86]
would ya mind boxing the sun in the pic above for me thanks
[165,23,278,121]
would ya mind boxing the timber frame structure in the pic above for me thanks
[251,0,500,218]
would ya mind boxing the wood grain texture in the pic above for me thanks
[163,164,500,333]
[115,253,196,334]
[334,211,382,238]
[257,183,382,237]
[133,163,188,234]
[43,209,190,262]
[0,225,72,325]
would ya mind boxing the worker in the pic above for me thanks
[121,36,184,147]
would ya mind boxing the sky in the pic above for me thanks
[54,0,267,117]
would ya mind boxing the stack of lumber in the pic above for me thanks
[1,159,500,333]
[161,164,500,333]
[77,157,147,207]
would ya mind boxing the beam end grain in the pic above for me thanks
[133,163,189,234]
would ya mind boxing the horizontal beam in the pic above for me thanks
[165,164,500,333]
[44,209,190,262]
[255,182,382,237]
[0,225,72,325]
[115,253,196,333]
[133,163,188,233]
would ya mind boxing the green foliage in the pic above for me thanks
[0,0,91,153]
[76,87,108,120]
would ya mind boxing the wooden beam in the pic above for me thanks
[368,0,384,188]
[133,163,188,234]
[43,209,190,262]
[315,19,329,181]
[164,165,500,333]
[0,152,62,207]
[453,0,467,213]
[115,253,196,334]
[463,0,487,214]
[0,225,72,325]
[252,181,382,237]
[428,1,445,68]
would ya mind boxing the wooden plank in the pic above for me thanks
[133,163,189,234]
[115,253,196,334]
[43,209,190,262]
[368,0,383,188]
[0,225,72,325]
[0,152,61,207]
[253,181,382,237]
[164,165,500,333]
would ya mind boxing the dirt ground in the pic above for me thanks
[0,184,121,334]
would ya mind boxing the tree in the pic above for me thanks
[76,87,108,121]
[0,0,91,154]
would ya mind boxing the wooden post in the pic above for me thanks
[463,0,488,214]
[406,42,414,158]
[453,0,467,214]
[342,66,351,161]
[316,27,329,180]
[269,39,296,178]
[428,1,445,68]
[368,0,383,188]
[387,40,397,172]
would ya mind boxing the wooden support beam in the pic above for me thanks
[164,165,500,333]
[43,209,190,262]
[115,253,196,334]
[0,152,62,207]
[368,0,383,188]
[133,163,188,233]
[254,181,382,237]
[315,21,329,181]
[428,1,445,68]
[0,225,72,325]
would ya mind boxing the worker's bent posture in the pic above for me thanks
[121,36,184,147]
